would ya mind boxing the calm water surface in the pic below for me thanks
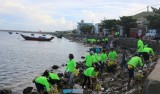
[0,31,89,93]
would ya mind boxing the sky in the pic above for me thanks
[0,0,159,32]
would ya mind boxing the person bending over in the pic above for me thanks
[82,67,99,89]
[127,54,143,89]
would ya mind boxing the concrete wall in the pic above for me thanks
[145,59,160,94]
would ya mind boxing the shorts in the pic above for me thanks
[143,52,149,61]
[35,82,45,93]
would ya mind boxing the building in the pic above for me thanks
[130,28,146,38]
[94,23,103,34]
[77,20,94,34]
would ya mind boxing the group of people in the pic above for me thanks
[127,37,155,89]
[32,37,155,94]
[80,47,118,89]
[33,70,60,94]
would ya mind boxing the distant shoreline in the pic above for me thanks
[0,30,55,34]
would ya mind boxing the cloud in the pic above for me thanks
[0,0,159,31]
[0,0,74,31]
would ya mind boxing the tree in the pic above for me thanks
[146,7,160,29]
[120,16,137,37]
[101,19,120,29]
[80,25,93,34]
[101,19,120,33]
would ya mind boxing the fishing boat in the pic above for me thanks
[8,32,12,34]
[20,34,54,41]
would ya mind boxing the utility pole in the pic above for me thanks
[147,5,149,12]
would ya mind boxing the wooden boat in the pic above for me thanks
[20,34,54,41]
[8,32,12,34]
[31,34,34,36]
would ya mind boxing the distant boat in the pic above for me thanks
[16,32,19,34]
[20,34,54,41]
[8,32,12,34]
[31,34,34,36]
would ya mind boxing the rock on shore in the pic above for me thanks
[0,89,12,94]
[145,59,160,94]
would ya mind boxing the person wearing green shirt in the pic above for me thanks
[137,38,144,56]
[93,52,99,67]
[127,55,143,89]
[143,44,154,63]
[42,70,60,85]
[84,51,94,68]
[66,54,76,86]
[100,50,107,73]
[82,67,99,89]
[107,48,117,73]
[33,76,51,94]
[108,48,117,61]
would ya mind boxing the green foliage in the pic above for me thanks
[72,29,77,34]
[146,7,160,29]
[151,7,160,14]
[80,25,93,34]
[101,17,136,37]
[101,19,120,29]
[120,16,137,37]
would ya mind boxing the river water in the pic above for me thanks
[0,31,89,93]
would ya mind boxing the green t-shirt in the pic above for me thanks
[84,67,97,77]
[66,59,76,72]
[127,56,143,68]
[49,72,60,80]
[105,38,108,42]
[108,51,117,61]
[93,53,101,63]
[137,40,144,52]
[101,52,107,62]
[35,76,50,92]
[143,47,154,56]
[85,54,94,67]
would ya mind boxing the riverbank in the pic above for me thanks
[63,35,160,93]
[2,34,159,94]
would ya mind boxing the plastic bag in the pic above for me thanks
[74,68,79,76]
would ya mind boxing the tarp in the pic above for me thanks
[63,89,83,94]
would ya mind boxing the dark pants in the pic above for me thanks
[128,67,134,79]
[143,52,149,61]
[35,83,45,93]
[82,75,91,89]
[94,63,99,67]
[99,62,105,73]
[107,64,116,73]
